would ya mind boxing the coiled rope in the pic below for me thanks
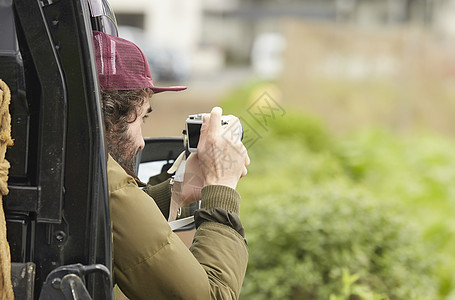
[0,79,14,300]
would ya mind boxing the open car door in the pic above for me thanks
[1,0,112,298]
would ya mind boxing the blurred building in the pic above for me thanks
[108,0,455,77]
[108,0,202,52]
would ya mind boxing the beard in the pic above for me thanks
[107,130,140,173]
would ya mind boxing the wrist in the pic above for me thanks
[170,179,183,206]
[169,179,184,221]
[204,179,237,190]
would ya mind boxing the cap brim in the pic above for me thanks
[151,85,187,93]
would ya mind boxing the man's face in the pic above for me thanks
[108,99,152,172]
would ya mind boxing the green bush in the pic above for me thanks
[267,111,333,153]
[335,129,455,203]
[334,129,455,296]
[240,181,437,299]
[329,269,390,300]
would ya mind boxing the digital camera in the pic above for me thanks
[185,113,243,152]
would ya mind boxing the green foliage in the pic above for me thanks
[329,269,389,300]
[240,174,437,299]
[221,81,453,299]
[267,111,334,153]
[334,129,455,297]
[335,129,455,205]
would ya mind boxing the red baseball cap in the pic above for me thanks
[92,31,187,93]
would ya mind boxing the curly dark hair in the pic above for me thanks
[101,88,154,134]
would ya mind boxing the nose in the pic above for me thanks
[139,138,145,150]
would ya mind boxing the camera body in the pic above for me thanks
[185,113,243,152]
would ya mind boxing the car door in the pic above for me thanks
[1,0,112,298]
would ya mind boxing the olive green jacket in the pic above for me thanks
[108,155,248,299]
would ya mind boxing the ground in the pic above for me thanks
[143,67,253,137]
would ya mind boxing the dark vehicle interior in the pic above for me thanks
[0,0,187,298]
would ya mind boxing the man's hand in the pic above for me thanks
[168,107,250,220]
[197,107,250,190]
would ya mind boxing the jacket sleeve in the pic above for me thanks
[110,180,248,300]
[144,179,172,220]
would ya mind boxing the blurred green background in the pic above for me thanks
[220,79,455,299]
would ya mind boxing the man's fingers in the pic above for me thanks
[199,114,210,146]
[208,107,222,139]
[241,148,250,178]
[241,166,248,178]
[245,151,250,167]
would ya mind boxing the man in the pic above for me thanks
[92,31,250,299]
